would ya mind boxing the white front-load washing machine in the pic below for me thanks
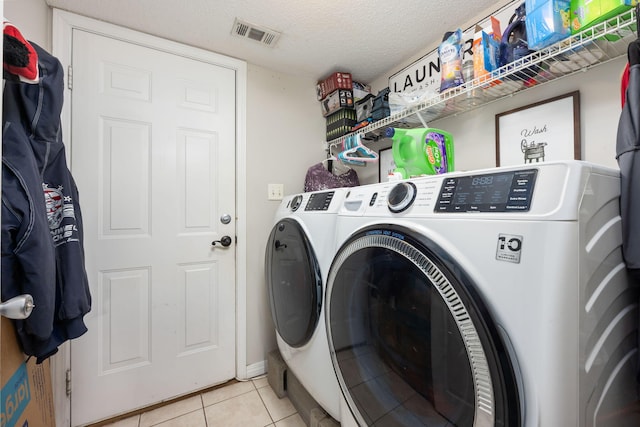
[265,189,345,421]
[326,161,639,426]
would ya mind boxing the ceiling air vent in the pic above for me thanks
[231,18,281,47]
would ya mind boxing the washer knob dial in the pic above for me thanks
[290,195,303,211]
[387,182,417,213]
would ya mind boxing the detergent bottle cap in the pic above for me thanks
[385,127,396,138]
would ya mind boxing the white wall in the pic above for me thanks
[4,0,51,50]
[245,64,325,365]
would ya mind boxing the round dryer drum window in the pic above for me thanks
[326,225,521,427]
[265,218,322,348]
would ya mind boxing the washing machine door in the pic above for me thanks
[326,225,521,427]
[265,218,322,348]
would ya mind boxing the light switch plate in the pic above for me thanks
[268,184,284,200]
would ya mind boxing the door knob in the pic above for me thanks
[0,294,35,319]
[212,236,233,247]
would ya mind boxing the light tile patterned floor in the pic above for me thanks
[102,377,305,427]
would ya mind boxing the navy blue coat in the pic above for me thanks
[2,42,91,361]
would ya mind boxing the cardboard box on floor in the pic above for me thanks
[1,317,55,427]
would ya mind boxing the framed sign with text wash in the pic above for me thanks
[495,91,581,167]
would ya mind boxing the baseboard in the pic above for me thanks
[245,360,267,379]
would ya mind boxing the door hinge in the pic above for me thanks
[67,65,73,90]
[66,369,71,397]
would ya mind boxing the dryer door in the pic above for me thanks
[326,225,521,427]
[265,218,322,348]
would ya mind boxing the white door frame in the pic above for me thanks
[52,9,248,426]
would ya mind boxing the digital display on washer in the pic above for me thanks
[305,191,335,211]
[435,169,537,212]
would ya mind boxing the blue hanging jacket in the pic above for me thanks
[2,42,91,362]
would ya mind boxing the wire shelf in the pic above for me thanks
[326,7,637,151]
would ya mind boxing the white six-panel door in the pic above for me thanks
[69,28,237,425]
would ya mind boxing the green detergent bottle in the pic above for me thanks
[385,127,455,179]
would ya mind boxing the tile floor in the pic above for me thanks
[102,376,305,427]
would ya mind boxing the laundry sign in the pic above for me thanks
[388,0,522,95]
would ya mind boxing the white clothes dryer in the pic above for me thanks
[265,189,345,421]
[326,161,639,427]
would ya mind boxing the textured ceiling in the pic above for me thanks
[45,0,507,84]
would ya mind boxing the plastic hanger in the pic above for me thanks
[337,135,363,166]
[323,152,352,175]
[338,134,379,165]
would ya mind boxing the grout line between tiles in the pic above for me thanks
[89,380,237,427]
[200,394,209,427]
[99,377,286,427]
[202,383,258,409]
[255,386,276,425]
[149,409,204,427]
